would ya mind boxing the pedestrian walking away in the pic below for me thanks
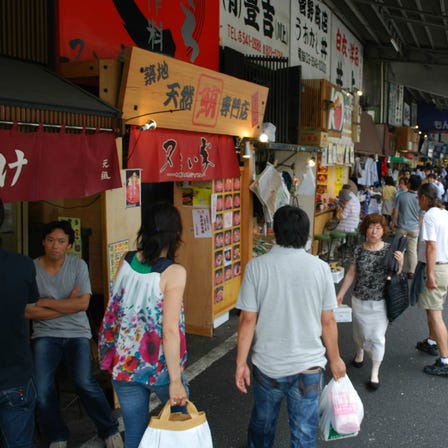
[235,205,346,448]
[98,202,189,448]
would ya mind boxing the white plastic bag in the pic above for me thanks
[296,166,316,196]
[138,400,213,448]
[319,375,364,440]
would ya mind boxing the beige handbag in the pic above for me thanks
[138,400,213,448]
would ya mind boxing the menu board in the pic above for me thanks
[213,176,241,304]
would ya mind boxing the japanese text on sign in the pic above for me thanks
[220,0,289,57]
[290,0,330,79]
[139,62,255,126]
[0,149,28,188]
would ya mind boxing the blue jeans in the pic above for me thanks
[0,378,36,448]
[33,337,119,442]
[248,365,324,448]
[113,374,189,448]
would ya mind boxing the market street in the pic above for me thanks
[59,293,448,448]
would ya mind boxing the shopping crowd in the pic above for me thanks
[2,160,448,448]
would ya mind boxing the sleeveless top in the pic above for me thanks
[98,251,187,386]
[351,243,390,301]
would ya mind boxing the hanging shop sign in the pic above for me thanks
[127,128,240,182]
[120,47,269,137]
[330,15,363,91]
[388,82,404,127]
[0,125,121,203]
[220,0,289,58]
[58,0,219,70]
[328,88,345,131]
[418,102,448,131]
[290,0,331,80]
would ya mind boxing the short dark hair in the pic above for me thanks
[137,202,183,264]
[408,174,422,192]
[42,220,75,245]
[359,213,390,238]
[0,197,4,228]
[384,176,395,186]
[418,182,440,208]
[273,205,309,249]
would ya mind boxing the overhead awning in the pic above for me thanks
[128,128,240,182]
[0,57,122,203]
[354,112,382,155]
[389,156,410,164]
[0,56,121,118]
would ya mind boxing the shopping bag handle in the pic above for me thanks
[158,400,200,421]
[149,400,208,430]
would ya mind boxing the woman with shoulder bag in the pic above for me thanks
[98,202,188,448]
[336,214,404,391]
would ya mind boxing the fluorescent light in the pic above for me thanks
[242,141,251,159]
[390,38,400,53]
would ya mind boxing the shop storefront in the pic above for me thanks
[120,46,269,336]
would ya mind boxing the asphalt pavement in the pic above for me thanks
[53,282,448,448]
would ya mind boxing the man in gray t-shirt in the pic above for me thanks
[391,174,422,278]
[235,206,346,447]
[27,220,122,448]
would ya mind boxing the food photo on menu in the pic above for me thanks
[215,286,224,304]
[216,195,223,211]
[214,178,223,192]
[215,250,223,267]
[215,232,223,249]
[215,268,223,285]
[224,248,232,265]
[233,245,240,260]
[215,213,223,230]
[233,210,241,226]
[224,194,233,209]
[233,193,241,208]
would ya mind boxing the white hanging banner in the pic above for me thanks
[220,0,289,58]
[330,15,363,91]
[289,0,331,80]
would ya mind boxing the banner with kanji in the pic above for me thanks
[0,125,121,203]
[127,127,240,182]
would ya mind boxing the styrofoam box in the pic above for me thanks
[334,304,352,323]
[331,267,344,283]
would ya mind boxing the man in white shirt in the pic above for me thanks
[427,173,445,200]
[415,183,448,376]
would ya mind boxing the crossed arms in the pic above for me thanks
[25,286,91,320]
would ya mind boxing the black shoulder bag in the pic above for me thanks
[384,234,409,323]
